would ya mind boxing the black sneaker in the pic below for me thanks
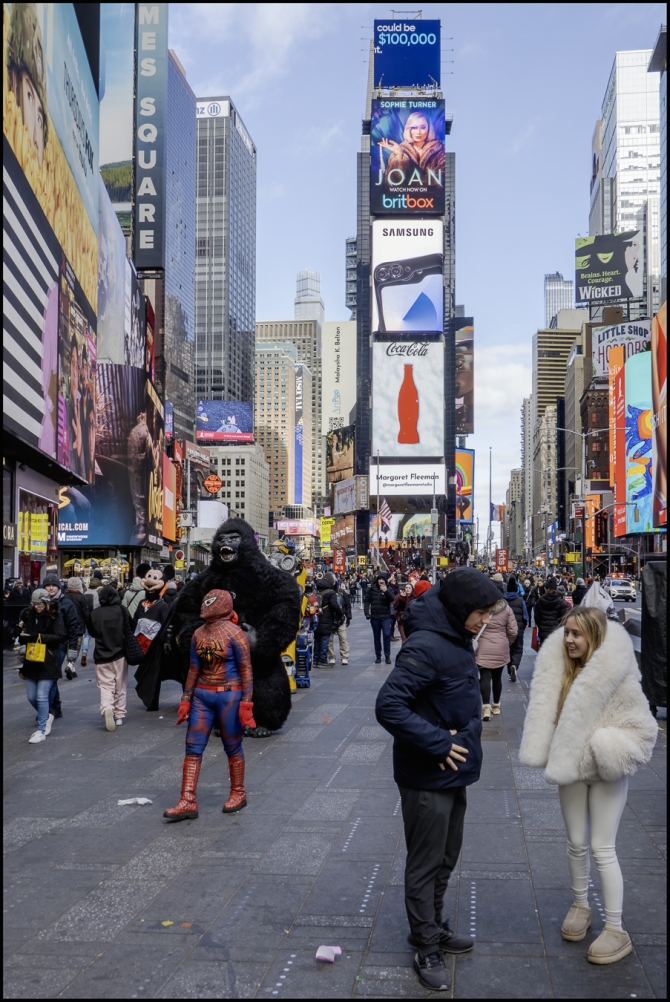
[375,657,382,664]
[409,920,474,955]
[413,952,450,991]
[509,665,517,682]
[385,656,392,664]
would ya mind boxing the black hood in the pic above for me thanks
[316,579,333,592]
[404,584,468,643]
[98,585,121,606]
[439,568,503,627]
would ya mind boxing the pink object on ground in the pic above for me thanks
[315,945,342,963]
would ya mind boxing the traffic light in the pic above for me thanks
[595,509,608,547]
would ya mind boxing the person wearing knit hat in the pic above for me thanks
[42,575,83,693]
[18,587,66,743]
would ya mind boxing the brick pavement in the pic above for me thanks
[3,607,667,998]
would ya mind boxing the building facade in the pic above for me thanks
[599,49,661,316]
[294,270,325,324]
[648,28,667,302]
[254,343,298,514]
[505,469,524,559]
[195,97,256,403]
[531,311,583,429]
[521,395,533,559]
[205,444,269,545]
[345,237,357,319]
[256,320,325,507]
[563,336,586,508]
[294,362,313,510]
[532,404,558,558]
[544,272,574,326]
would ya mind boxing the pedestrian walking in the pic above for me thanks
[313,576,343,668]
[393,582,415,643]
[375,569,502,991]
[520,606,657,964]
[89,585,133,731]
[17,588,66,743]
[327,576,352,665]
[63,577,89,677]
[122,563,149,620]
[364,573,395,664]
[42,574,82,708]
[572,578,588,606]
[476,598,518,720]
[503,575,528,681]
[533,576,570,645]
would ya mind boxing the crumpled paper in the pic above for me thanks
[117,797,153,806]
[315,945,341,963]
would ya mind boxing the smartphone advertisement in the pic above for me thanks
[372,220,444,335]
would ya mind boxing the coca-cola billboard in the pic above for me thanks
[372,341,444,458]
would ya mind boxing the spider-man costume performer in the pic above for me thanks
[164,589,256,821]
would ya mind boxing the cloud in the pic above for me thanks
[507,121,536,157]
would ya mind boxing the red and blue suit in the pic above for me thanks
[164,590,255,820]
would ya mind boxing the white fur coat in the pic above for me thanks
[519,621,657,784]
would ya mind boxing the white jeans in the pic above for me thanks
[558,777,628,926]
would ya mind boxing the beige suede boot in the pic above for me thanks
[482,704,491,721]
[561,904,591,941]
[587,927,632,964]
[492,703,501,715]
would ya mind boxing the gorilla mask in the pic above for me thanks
[212,518,257,568]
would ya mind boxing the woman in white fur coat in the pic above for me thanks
[520,606,657,965]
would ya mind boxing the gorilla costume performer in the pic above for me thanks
[135,519,301,735]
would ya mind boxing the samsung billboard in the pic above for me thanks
[372,220,444,335]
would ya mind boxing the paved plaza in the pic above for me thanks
[3,608,667,999]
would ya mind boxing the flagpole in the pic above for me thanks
[488,447,492,571]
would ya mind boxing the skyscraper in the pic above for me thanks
[294,270,325,324]
[345,237,357,319]
[195,97,257,403]
[544,272,574,326]
[648,28,667,303]
[599,50,661,315]
[254,343,298,513]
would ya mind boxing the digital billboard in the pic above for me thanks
[332,514,355,549]
[322,322,357,434]
[57,256,97,483]
[592,321,650,379]
[162,452,177,542]
[125,260,145,368]
[295,363,309,504]
[372,220,443,335]
[455,319,474,435]
[3,1,99,311]
[613,363,627,537]
[57,366,164,547]
[370,463,445,496]
[372,341,444,457]
[371,98,445,215]
[327,424,355,483]
[651,303,667,528]
[455,449,474,523]
[575,231,644,303]
[196,400,254,442]
[370,511,433,547]
[320,516,335,552]
[334,477,357,514]
[134,3,168,269]
[625,351,654,533]
[373,20,441,88]
[275,519,320,537]
[608,346,625,489]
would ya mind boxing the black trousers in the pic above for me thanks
[508,630,525,669]
[399,785,467,958]
[479,665,504,704]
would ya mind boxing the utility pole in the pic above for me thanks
[185,455,191,578]
[431,480,438,584]
[488,447,492,570]
[376,450,380,570]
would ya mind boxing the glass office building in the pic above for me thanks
[195,97,257,403]
[163,51,197,440]
[544,272,574,327]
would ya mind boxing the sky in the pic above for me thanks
[169,2,664,539]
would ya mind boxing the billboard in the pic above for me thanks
[372,341,444,457]
[455,449,474,523]
[575,232,644,303]
[370,511,433,547]
[373,19,441,88]
[196,400,254,442]
[134,3,168,268]
[371,98,445,215]
[3,1,99,311]
[651,303,666,528]
[162,452,177,542]
[614,364,627,537]
[320,516,335,552]
[125,261,145,368]
[372,220,443,335]
[295,363,309,504]
[370,463,445,496]
[625,351,654,533]
[97,177,127,364]
[57,256,97,482]
[608,346,625,488]
[322,322,357,434]
[592,321,650,379]
[276,519,320,537]
[332,514,355,549]
[57,366,164,546]
[327,424,355,483]
[334,477,357,515]
[455,319,474,435]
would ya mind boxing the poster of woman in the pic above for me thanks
[371,98,446,215]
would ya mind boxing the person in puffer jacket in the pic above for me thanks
[475,599,518,719]
[364,574,395,664]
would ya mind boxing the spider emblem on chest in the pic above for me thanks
[196,637,226,666]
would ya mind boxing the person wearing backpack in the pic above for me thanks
[327,575,352,665]
[314,576,343,668]
[503,576,528,682]
[89,585,137,731]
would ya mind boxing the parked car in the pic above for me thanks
[604,577,637,601]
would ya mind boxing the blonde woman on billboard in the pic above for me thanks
[623,232,643,299]
[378,111,445,182]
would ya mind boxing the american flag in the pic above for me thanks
[379,497,392,534]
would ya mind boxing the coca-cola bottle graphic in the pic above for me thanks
[397,364,419,444]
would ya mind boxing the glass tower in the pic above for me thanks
[195,97,257,403]
[294,269,325,323]
[544,272,574,327]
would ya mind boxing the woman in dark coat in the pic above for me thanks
[18,589,66,744]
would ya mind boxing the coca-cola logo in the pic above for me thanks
[386,341,430,357]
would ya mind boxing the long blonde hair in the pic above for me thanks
[555,606,607,722]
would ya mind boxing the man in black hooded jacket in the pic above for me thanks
[376,567,502,992]
[533,576,569,643]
